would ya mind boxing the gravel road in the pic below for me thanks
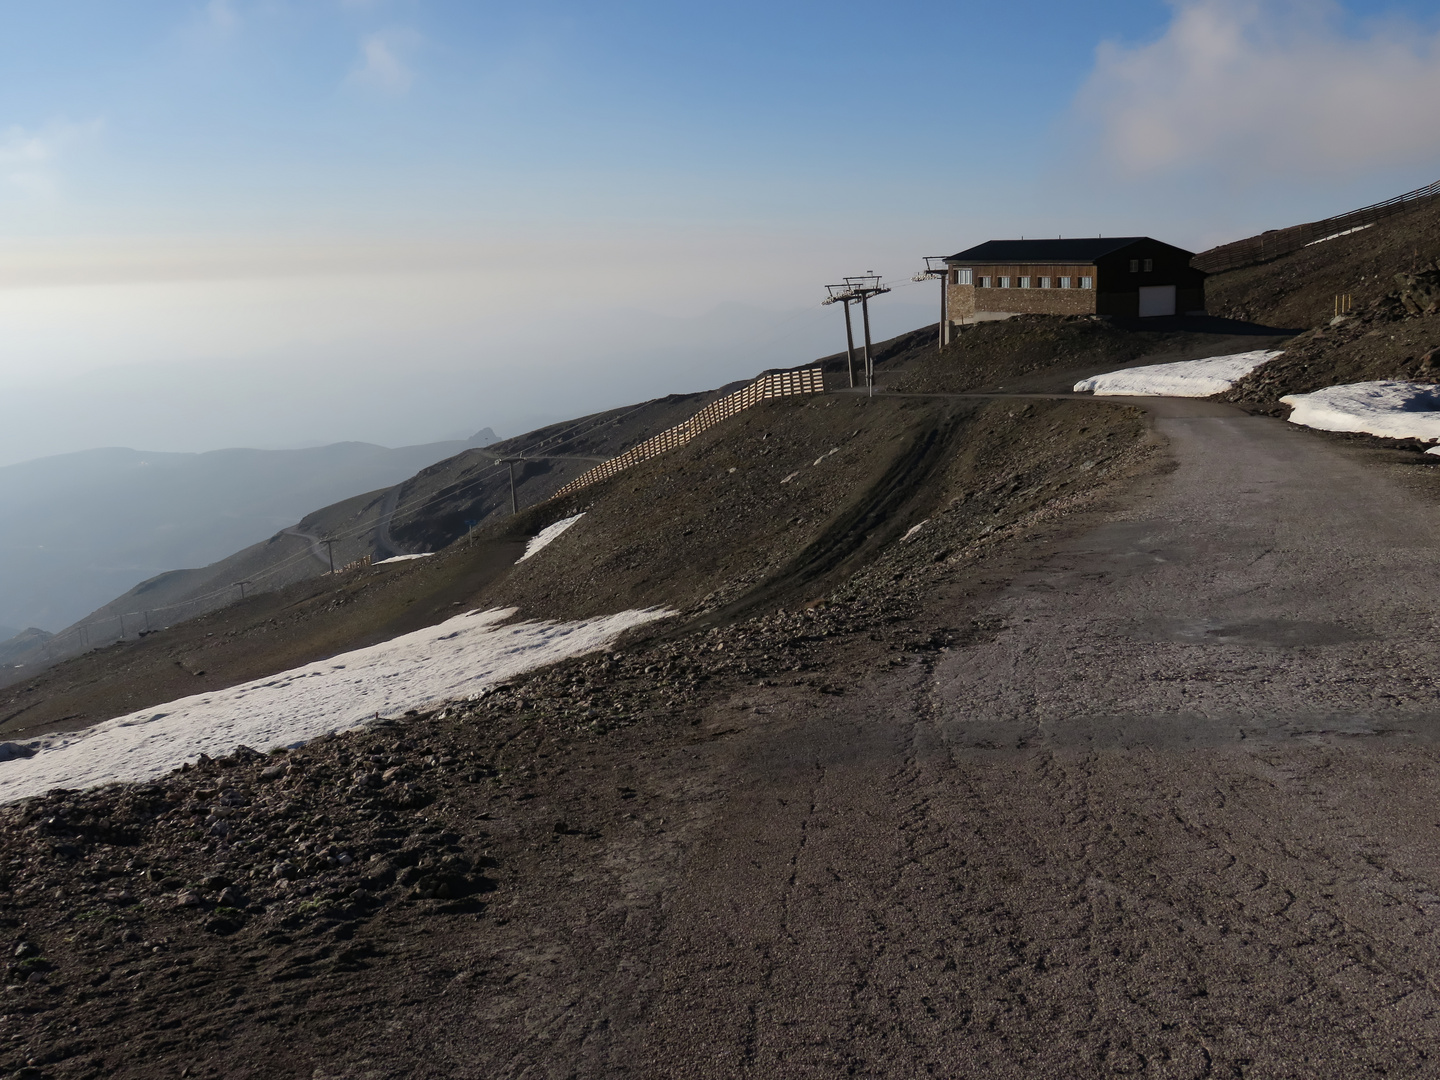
[468,399,1440,1078]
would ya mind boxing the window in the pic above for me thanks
[997,276,1010,288]
[1129,259,1140,273]
[1038,277,1051,289]
[1018,276,1031,289]
[977,276,990,288]
[1080,276,1093,289]
[1058,277,1071,289]
[956,268,973,285]
[1143,258,1154,272]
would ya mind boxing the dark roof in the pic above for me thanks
[946,237,1192,263]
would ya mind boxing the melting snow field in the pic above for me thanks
[1074,350,1283,397]
[0,605,670,804]
[519,513,585,562]
[1280,381,1440,445]
[374,553,433,566]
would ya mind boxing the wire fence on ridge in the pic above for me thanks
[1193,177,1440,275]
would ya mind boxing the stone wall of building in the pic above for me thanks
[947,263,1100,320]
[949,282,1098,319]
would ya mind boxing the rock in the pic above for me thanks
[259,764,286,781]
[13,943,36,958]
[273,861,298,881]
[175,890,203,908]
[217,886,248,908]
[0,742,35,762]
[1393,266,1440,316]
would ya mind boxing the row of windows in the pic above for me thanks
[953,260,1157,283]
[974,275,1092,290]
[952,268,1094,289]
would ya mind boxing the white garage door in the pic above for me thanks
[1138,285,1177,317]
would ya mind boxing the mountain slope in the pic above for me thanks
[0,310,1290,739]
[1204,194,1440,329]
[32,393,738,670]
[0,431,497,636]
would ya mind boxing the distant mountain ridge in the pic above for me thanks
[0,429,497,635]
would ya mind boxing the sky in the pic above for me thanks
[2,0,1440,463]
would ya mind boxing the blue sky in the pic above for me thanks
[2,0,1439,462]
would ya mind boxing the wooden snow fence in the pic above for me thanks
[552,367,826,500]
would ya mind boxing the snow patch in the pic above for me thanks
[1074,351,1283,397]
[1306,223,1374,247]
[902,520,930,542]
[0,605,670,804]
[518,513,585,563]
[1280,381,1440,442]
[374,553,433,565]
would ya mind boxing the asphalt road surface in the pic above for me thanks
[430,399,1440,1080]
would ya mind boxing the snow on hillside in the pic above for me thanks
[1279,381,1440,445]
[0,605,670,804]
[1074,350,1283,397]
[520,513,585,562]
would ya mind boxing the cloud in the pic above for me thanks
[349,29,419,94]
[0,120,100,198]
[206,0,239,31]
[1075,0,1440,178]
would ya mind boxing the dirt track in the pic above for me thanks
[449,398,1440,1077]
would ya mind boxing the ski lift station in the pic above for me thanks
[943,237,1207,324]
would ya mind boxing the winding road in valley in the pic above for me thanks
[456,397,1440,1077]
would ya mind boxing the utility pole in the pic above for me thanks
[118,613,126,639]
[823,285,860,387]
[843,274,891,397]
[235,580,250,601]
[913,256,950,349]
[496,459,521,515]
[322,539,338,575]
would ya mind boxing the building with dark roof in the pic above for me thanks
[943,237,1205,324]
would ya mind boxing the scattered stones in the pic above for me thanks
[1394,264,1440,317]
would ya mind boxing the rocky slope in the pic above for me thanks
[1218,261,1440,426]
[0,381,1156,1077]
[1204,194,1440,330]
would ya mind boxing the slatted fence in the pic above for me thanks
[552,367,826,499]
[1193,178,1440,274]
